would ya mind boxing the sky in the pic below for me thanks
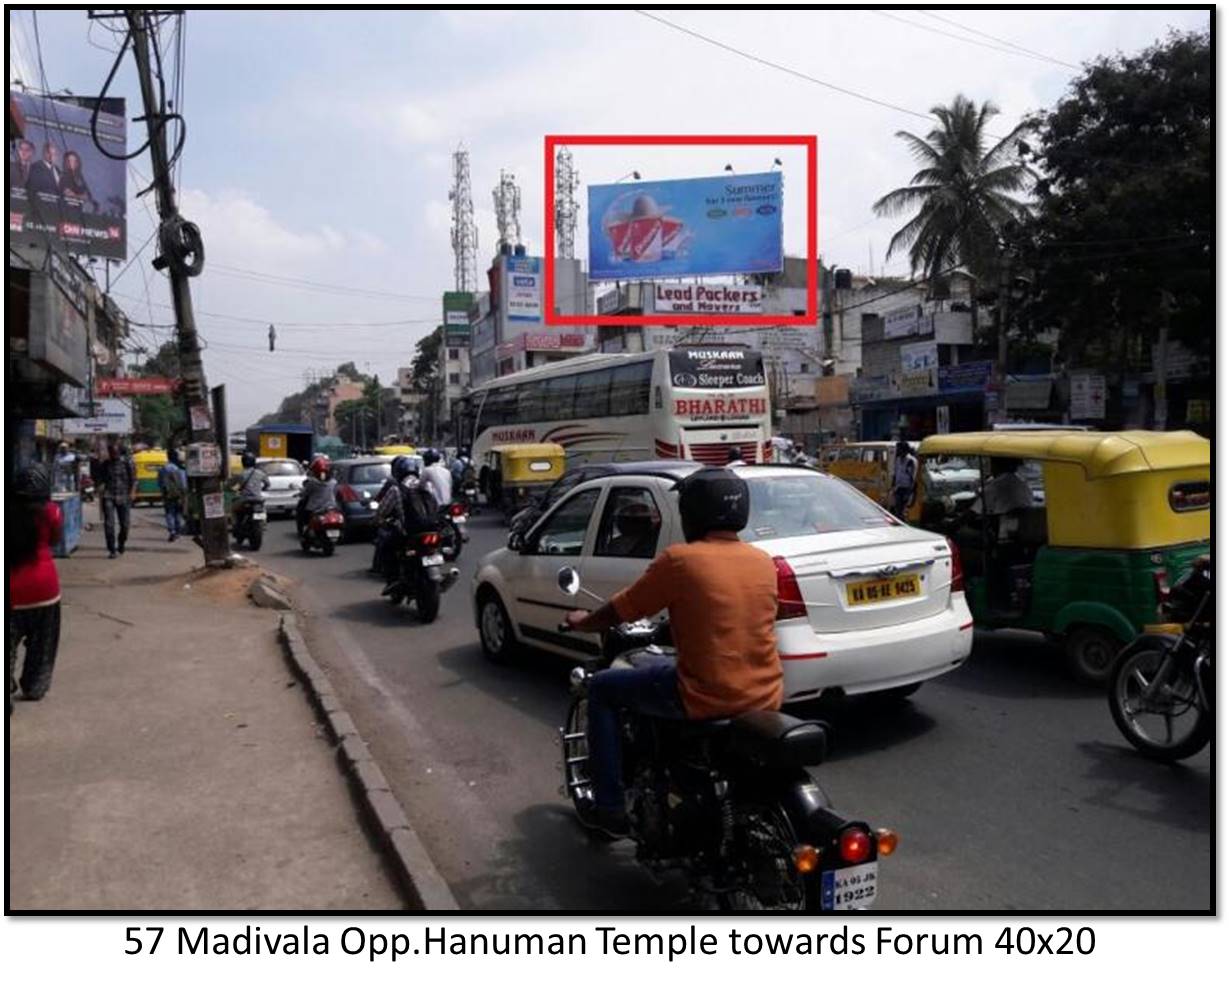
[9,7,1210,428]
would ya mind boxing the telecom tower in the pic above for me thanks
[554,146,579,260]
[493,169,522,250]
[448,145,479,292]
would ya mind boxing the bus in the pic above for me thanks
[459,347,772,470]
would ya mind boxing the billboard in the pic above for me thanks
[587,172,782,281]
[651,283,762,315]
[9,91,127,260]
[505,256,541,322]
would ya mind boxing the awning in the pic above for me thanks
[1006,379,1053,410]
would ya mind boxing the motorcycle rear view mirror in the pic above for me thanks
[557,567,581,597]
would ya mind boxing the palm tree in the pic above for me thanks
[873,95,1033,284]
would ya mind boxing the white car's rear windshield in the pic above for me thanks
[740,473,895,541]
[261,460,303,476]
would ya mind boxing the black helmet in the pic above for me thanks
[15,463,51,501]
[422,448,440,467]
[726,445,743,464]
[241,452,257,469]
[391,455,416,480]
[673,467,749,542]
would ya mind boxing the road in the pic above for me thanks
[213,507,1211,911]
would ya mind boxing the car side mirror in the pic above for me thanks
[557,567,581,596]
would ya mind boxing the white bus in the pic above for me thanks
[459,347,772,470]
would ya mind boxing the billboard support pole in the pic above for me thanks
[126,10,229,566]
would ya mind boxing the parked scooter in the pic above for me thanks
[232,499,267,551]
[301,508,345,556]
[384,527,460,623]
[554,566,897,911]
[1108,557,1212,761]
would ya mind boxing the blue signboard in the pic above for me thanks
[587,172,783,281]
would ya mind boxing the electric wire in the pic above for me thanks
[915,10,1080,69]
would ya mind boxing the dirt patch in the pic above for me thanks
[161,561,300,609]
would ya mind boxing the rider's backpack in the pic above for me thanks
[401,484,440,532]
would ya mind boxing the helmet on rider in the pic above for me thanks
[241,451,257,469]
[391,455,418,481]
[422,448,440,467]
[673,467,750,543]
[458,446,470,459]
[308,455,330,480]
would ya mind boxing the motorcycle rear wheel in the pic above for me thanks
[1108,645,1210,761]
[248,529,263,552]
[320,538,335,557]
[417,582,441,623]
[716,802,815,912]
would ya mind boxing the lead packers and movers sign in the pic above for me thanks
[651,283,762,315]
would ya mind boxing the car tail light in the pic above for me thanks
[773,556,807,620]
[838,827,872,865]
[338,483,359,504]
[946,538,964,594]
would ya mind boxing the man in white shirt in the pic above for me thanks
[420,448,453,507]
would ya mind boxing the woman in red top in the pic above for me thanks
[8,464,63,710]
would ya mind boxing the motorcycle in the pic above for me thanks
[460,478,480,516]
[384,528,460,623]
[300,508,345,556]
[1108,557,1212,761]
[232,499,267,551]
[439,502,469,562]
[554,566,897,911]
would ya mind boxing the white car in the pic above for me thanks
[257,457,307,518]
[472,463,974,704]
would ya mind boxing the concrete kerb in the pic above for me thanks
[278,614,459,911]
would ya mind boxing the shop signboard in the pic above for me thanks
[96,376,180,396]
[650,283,763,315]
[939,360,993,393]
[900,340,939,372]
[896,368,936,396]
[27,253,90,386]
[61,397,133,435]
[850,375,894,403]
[505,257,541,322]
[588,172,783,280]
[1069,372,1107,420]
[523,332,591,352]
[883,305,921,340]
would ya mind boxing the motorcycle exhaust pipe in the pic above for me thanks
[440,567,461,593]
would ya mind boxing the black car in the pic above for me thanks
[507,460,695,535]
[329,457,393,540]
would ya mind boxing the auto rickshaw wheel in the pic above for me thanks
[1065,626,1122,685]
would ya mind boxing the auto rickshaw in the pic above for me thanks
[481,443,566,524]
[373,444,416,458]
[916,431,1210,683]
[132,448,168,505]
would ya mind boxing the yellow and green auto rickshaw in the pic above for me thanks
[373,444,416,458]
[132,448,168,505]
[481,443,566,524]
[916,431,1210,683]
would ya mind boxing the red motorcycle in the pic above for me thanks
[301,508,345,556]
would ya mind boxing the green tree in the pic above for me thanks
[873,95,1033,284]
[1014,31,1210,368]
[132,341,185,447]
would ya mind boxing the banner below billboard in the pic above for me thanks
[505,256,541,322]
[588,172,783,281]
[651,283,762,315]
[9,90,128,260]
[62,397,133,435]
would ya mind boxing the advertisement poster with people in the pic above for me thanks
[9,90,127,260]
[587,172,783,280]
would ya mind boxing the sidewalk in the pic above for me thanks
[7,503,402,910]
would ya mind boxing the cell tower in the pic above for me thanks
[493,169,522,250]
[449,145,479,292]
[554,146,579,260]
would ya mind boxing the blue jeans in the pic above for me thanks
[164,498,184,536]
[586,662,685,812]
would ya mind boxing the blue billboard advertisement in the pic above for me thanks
[587,171,782,281]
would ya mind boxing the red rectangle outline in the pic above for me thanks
[544,134,817,327]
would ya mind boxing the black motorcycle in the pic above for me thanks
[231,499,266,551]
[384,528,460,623]
[459,477,480,516]
[439,502,469,562]
[1108,557,1212,761]
[554,566,896,911]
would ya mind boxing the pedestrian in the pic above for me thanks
[99,441,136,559]
[725,445,746,466]
[8,464,64,709]
[157,448,189,542]
[891,439,919,518]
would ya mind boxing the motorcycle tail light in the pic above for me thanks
[875,828,899,857]
[421,532,440,547]
[450,503,465,517]
[323,510,344,525]
[1153,569,1170,604]
[838,827,872,865]
[947,537,965,594]
[773,557,807,620]
[792,844,820,874]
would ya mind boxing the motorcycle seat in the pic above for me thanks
[728,710,829,767]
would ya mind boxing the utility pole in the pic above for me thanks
[996,244,1012,425]
[1156,290,1174,430]
[123,9,228,565]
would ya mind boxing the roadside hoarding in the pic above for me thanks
[883,304,922,339]
[1069,372,1106,420]
[9,90,127,260]
[650,282,762,315]
[505,257,541,322]
[900,340,939,371]
[588,172,783,280]
[61,397,133,435]
[27,251,91,386]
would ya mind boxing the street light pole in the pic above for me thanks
[126,10,229,565]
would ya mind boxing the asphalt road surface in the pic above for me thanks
[215,507,1211,912]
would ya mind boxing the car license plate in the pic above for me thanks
[821,861,877,911]
[325,529,341,540]
[846,573,920,606]
[422,553,444,566]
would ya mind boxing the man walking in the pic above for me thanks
[891,439,919,519]
[157,449,189,542]
[99,442,136,559]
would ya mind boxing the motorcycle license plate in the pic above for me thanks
[422,553,444,566]
[325,529,341,540]
[846,573,919,606]
[253,511,267,521]
[821,862,878,911]
[369,501,379,510]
